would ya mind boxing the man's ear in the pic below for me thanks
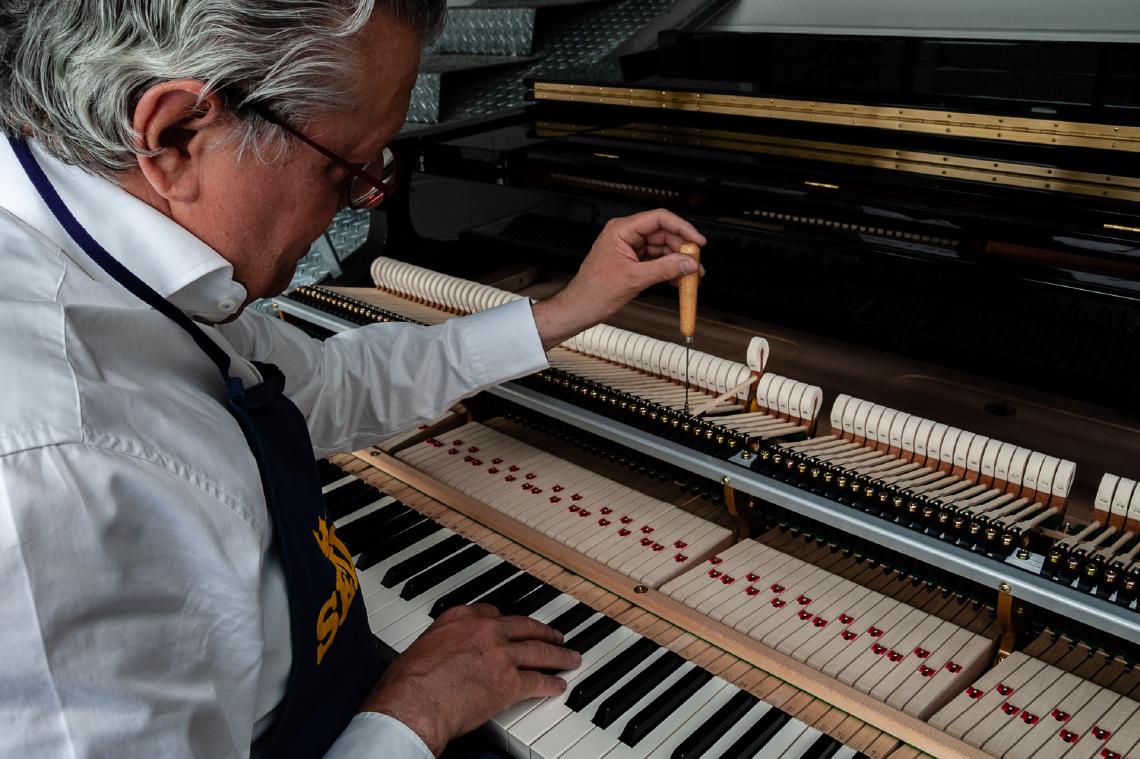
[132,80,228,203]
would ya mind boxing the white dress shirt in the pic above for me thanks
[0,138,549,757]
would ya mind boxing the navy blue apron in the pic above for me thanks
[10,137,384,758]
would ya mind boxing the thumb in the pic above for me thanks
[637,252,700,290]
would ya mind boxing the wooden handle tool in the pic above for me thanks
[678,242,701,415]
[678,242,701,341]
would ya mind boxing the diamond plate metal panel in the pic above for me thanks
[409,72,443,123]
[435,7,536,56]
[324,208,372,260]
[407,0,685,125]
[251,209,372,314]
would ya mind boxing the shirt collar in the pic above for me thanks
[0,138,248,322]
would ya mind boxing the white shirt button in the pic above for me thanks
[217,298,237,313]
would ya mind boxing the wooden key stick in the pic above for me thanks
[679,242,701,414]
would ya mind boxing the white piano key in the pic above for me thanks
[486,598,606,745]
[322,474,356,494]
[356,528,459,600]
[390,620,431,653]
[372,554,504,641]
[505,624,637,757]
[600,677,735,759]
[770,725,822,759]
[751,717,809,758]
[692,700,773,759]
[530,594,580,625]
[528,647,671,759]
[333,495,397,529]
[553,661,699,759]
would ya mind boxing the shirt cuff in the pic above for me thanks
[324,712,434,759]
[457,297,549,387]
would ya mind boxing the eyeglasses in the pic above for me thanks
[243,101,399,210]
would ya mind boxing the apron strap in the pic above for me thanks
[8,137,234,381]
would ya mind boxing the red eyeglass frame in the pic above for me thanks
[240,98,399,210]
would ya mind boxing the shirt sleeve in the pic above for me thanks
[0,443,267,758]
[218,299,549,456]
[324,713,434,759]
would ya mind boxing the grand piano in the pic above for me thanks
[276,2,1140,756]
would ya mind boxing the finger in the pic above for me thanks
[515,670,569,700]
[463,603,504,619]
[499,615,565,644]
[634,251,700,291]
[510,639,583,671]
[642,230,689,255]
[614,209,706,249]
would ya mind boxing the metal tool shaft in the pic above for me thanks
[683,337,692,415]
[678,243,701,417]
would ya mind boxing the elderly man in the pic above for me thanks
[0,0,705,757]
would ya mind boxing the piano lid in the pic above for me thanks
[703,0,1140,44]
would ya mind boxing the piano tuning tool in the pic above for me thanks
[677,242,701,418]
[278,251,1140,757]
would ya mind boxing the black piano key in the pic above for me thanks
[332,488,391,521]
[562,616,621,656]
[355,518,439,570]
[592,651,685,729]
[353,509,423,552]
[718,705,791,759]
[429,561,519,618]
[399,543,488,601]
[473,573,546,613]
[317,459,346,486]
[799,733,843,759]
[620,666,712,746]
[382,534,471,588]
[323,478,369,503]
[337,501,411,552]
[548,603,597,636]
[501,583,562,618]
[566,637,659,712]
[323,481,379,520]
[671,690,759,759]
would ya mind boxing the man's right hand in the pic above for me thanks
[360,604,582,756]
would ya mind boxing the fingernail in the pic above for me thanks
[573,651,582,664]
[682,259,699,274]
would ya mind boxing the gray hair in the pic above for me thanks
[0,0,444,177]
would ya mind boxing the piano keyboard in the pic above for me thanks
[318,457,893,759]
[930,632,1140,759]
